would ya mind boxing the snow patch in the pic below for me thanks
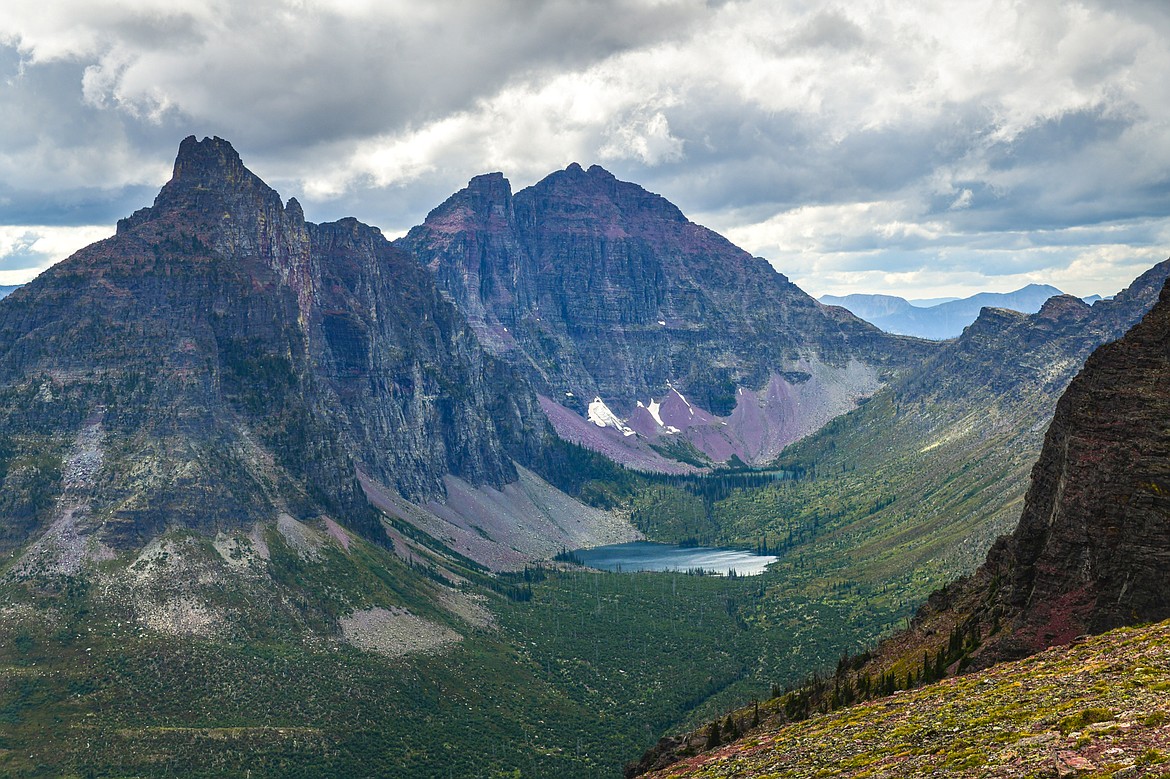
[537,396,700,476]
[647,399,665,427]
[637,398,679,434]
[666,385,695,417]
[588,397,636,437]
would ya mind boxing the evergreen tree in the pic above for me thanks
[705,721,721,749]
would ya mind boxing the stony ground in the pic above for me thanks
[648,620,1170,778]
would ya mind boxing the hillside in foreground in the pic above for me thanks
[646,618,1170,778]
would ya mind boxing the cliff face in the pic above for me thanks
[400,164,932,466]
[1000,277,1170,647]
[303,216,543,501]
[0,136,545,556]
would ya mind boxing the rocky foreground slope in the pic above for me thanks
[645,619,1170,778]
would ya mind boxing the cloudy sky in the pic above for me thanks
[3,0,1169,298]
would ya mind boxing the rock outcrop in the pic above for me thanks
[992,275,1170,649]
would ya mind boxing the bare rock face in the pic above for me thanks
[1001,277,1170,648]
[399,164,931,465]
[0,136,545,554]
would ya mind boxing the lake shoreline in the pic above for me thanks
[572,541,778,577]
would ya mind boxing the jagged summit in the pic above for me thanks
[399,162,926,467]
[524,161,688,223]
[171,135,251,186]
[117,135,290,240]
[433,171,514,223]
[157,135,281,211]
[0,136,559,558]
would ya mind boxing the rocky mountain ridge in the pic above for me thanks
[0,136,636,572]
[399,164,935,468]
[759,260,1170,581]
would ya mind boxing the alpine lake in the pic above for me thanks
[574,540,778,576]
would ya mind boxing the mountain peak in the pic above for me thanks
[1034,293,1091,321]
[141,135,283,224]
[560,163,614,179]
[417,172,514,231]
[171,135,251,188]
[464,171,512,201]
[115,136,277,234]
[526,163,687,225]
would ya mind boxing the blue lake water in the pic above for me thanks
[574,541,777,576]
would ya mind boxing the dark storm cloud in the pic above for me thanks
[1,0,1169,296]
[71,0,707,150]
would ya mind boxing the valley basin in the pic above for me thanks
[574,541,778,576]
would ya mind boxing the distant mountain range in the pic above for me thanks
[0,285,19,300]
[820,284,1102,339]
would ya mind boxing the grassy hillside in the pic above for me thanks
[646,619,1170,778]
[0,511,900,779]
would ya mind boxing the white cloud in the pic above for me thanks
[0,0,1168,296]
[0,225,114,284]
[601,111,685,166]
